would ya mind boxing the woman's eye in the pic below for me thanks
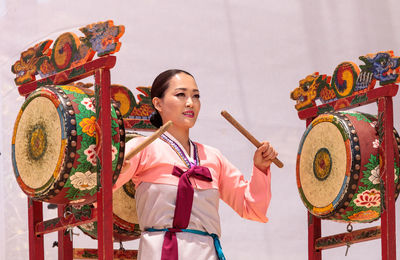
[176,93,185,97]
[193,94,200,99]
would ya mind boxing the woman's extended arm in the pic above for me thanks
[113,137,146,191]
[217,147,274,223]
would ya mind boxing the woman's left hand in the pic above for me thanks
[253,141,278,173]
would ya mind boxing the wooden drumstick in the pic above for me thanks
[221,110,284,168]
[124,121,173,161]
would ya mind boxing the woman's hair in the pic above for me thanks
[150,69,194,128]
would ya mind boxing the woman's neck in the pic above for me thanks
[166,127,190,155]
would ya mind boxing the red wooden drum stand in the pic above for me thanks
[11,21,143,259]
[24,55,138,259]
[291,53,399,260]
[303,89,397,260]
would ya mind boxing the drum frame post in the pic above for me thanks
[95,67,114,260]
[378,97,397,260]
[300,85,398,260]
[308,213,321,260]
[28,198,44,260]
[57,205,73,260]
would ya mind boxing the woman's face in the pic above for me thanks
[153,72,201,130]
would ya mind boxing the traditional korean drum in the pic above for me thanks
[75,131,142,241]
[12,85,125,205]
[73,180,140,242]
[296,111,400,223]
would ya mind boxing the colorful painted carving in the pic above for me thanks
[11,40,53,85]
[80,20,124,57]
[11,20,124,86]
[331,62,359,98]
[290,72,334,110]
[122,86,156,130]
[291,51,400,111]
[110,84,136,118]
[359,51,400,85]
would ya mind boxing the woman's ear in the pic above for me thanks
[152,97,162,112]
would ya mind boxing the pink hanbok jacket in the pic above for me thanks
[114,133,272,259]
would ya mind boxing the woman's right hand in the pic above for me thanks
[253,141,278,173]
[122,159,131,169]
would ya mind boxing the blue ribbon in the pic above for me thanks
[146,228,226,260]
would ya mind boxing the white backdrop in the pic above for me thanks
[1,0,400,259]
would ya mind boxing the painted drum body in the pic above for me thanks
[11,85,125,205]
[296,111,400,223]
[75,131,142,241]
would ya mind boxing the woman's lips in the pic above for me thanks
[183,111,194,118]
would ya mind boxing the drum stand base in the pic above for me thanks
[73,249,138,260]
[28,201,139,259]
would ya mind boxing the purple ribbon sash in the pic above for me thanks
[159,134,213,260]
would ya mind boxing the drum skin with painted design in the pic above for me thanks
[11,85,125,205]
[74,131,141,241]
[72,180,141,242]
[296,111,400,223]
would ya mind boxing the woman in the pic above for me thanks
[114,69,277,260]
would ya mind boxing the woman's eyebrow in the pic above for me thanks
[175,87,199,92]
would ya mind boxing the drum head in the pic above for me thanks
[113,180,139,224]
[12,91,66,193]
[299,119,348,207]
[297,114,352,217]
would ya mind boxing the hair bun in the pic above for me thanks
[150,110,163,128]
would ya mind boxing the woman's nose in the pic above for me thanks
[186,97,193,107]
